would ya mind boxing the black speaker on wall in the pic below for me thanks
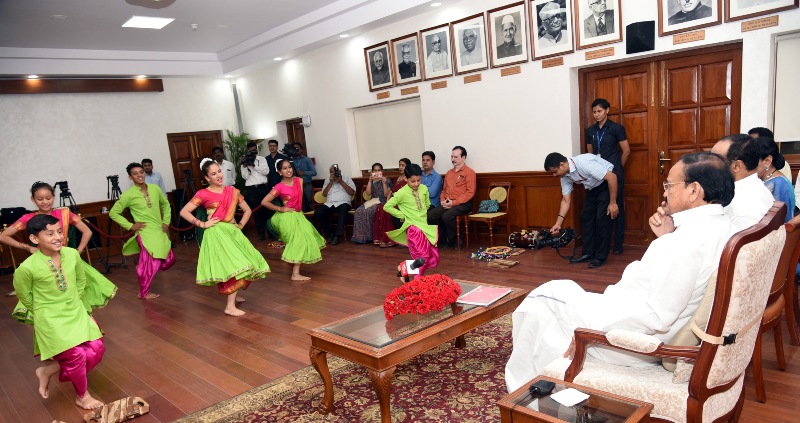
[626,21,655,55]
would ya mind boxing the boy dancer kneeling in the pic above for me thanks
[13,214,105,409]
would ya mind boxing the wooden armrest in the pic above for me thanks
[564,328,702,382]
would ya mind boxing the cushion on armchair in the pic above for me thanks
[606,329,661,353]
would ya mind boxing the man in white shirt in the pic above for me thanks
[240,141,270,241]
[427,34,449,73]
[314,165,356,245]
[140,158,167,194]
[460,28,482,66]
[212,147,236,186]
[505,152,734,392]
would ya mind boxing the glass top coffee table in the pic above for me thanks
[308,280,526,423]
[497,376,653,423]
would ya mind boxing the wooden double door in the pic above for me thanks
[580,43,742,245]
[166,130,224,193]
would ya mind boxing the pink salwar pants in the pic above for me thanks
[407,225,439,278]
[52,338,105,397]
[136,235,175,298]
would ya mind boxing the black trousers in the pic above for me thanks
[612,168,625,249]
[581,182,613,262]
[245,184,269,238]
[301,182,314,213]
[427,202,472,246]
[314,203,351,238]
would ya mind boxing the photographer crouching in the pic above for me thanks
[241,141,270,241]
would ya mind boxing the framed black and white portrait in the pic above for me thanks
[391,33,423,85]
[420,24,454,80]
[450,13,489,75]
[725,0,798,22]
[488,2,530,68]
[573,0,622,50]
[529,0,574,60]
[658,0,721,36]
[364,42,394,92]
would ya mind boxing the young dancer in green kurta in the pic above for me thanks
[109,162,175,299]
[14,214,106,410]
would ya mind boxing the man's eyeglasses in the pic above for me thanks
[589,0,606,5]
[432,40,441,44]
[544,14,564,23]
[663,181,686,191]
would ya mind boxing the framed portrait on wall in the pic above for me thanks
[573,0,623,50]
[658,0,721,36]
[529,0,574,60]
[364,42,394,92]
[450,13,489,75]
[725,0,799,22]
[420,24,454,80]
[391,33,423,86]
[487,2,530,68]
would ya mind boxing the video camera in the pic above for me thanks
[54,181,70,192]
[241,150,258,167]
[508,227,576,250]
[281,143,299,157]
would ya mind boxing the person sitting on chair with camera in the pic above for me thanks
[314,164,356,245]
[545,152,618,269]
[240,141,270,241]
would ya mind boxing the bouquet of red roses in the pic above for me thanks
[383,274,462,320]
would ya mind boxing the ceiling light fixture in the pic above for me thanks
[122,16,174,29]
[135,75,147,79]
[28,75,39,79]
[274,57,283,61]
[431,2,442,7]
[225,75,233,78]
[340,34,350,38]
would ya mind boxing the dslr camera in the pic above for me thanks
[241,150,258,167]
[281,143,299,157]
[333,164,341,178]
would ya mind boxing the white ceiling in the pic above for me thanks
[0,0,441,77]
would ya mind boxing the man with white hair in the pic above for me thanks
[427,33,449,72]
[538,2,568,45]
[398,43,416,79]
[584,0,615,38]
[668,0,712,25]
[497,14,522,58]
[460,28,482,65]
[371,51,390,85]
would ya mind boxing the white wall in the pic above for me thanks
[236,0,800,178]
[0,78,237,208]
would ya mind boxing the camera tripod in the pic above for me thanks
[104,177,128,273]
[55,182,79,213]
[174,169,197,243]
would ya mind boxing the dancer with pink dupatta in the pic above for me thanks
[180,159,270,316]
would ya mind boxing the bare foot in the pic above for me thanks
[224,307,246,317]
[235,296,246,303]
[291,273,310,281]
[140,292,160,300]
[75,392,104,410]
[35,362,59,399]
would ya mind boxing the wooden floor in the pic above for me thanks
[1,232,799,423]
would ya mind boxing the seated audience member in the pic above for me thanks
[291,143,317,212]
[211,147,236,186]
[427,146,476,248]
[314,164,356,245]
[373,158,411,247]
[421,151,443,209]
[749,126,793,183]
[756,137,795,223]
[710,134,775,232]
[545,152,618,269]
[505,152,734,392]
[352,163,392,244]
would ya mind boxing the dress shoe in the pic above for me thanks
[588,259,606,269]
[613,247,623,255]
[569,254,593,264]
[258,234,266,242]
[331,236,340,245]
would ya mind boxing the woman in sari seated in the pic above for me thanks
[0,182,117,323]
[180,159,270,316]
[756,137,795,222]
[351,163,392,244]
[373,158,411,247]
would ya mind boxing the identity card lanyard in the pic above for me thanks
[595,124,609,151]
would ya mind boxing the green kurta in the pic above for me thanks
[384,184,438,245]
[109,184,172,259]
[13,248,103,360]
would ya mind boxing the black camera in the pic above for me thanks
[106,175,119,186]
[281,143,299,157]
[333,164,341,178]
[54,181,69,191]
[509,228,576,249]
[241,150,258,167]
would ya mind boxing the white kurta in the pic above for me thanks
[505,204,732,392]
[724,173,773,233]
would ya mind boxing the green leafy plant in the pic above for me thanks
[224,129,250,190]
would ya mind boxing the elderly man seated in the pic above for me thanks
[505,152,734,392]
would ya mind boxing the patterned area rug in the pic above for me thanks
[178,315,513,422]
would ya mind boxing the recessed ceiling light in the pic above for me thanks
[225,75,233,78]
[431,2,442,7]
[122,16,174,29]
[340,34,350,38]
[50,15,67,19]
[28,75,39,79]
[274,57,283,61]
[135,75,147,79]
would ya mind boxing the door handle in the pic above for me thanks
[659,151,671,175]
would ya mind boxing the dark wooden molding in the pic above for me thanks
[0,78,164,94]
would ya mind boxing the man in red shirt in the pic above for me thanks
[427,146,476,248]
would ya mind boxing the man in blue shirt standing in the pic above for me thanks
[292,143,317,212]
[421,151,443,209]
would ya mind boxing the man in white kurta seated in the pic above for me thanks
[711,134,774,232]
[505,152,734,392]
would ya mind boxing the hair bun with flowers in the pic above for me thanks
[199,157,213,170]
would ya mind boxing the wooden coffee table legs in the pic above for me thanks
[368,366,396,423]
[309,347,334,414]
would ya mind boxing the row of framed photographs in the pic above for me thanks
[364,0,798,92]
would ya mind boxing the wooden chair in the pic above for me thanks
[751,214,800,402]
[466,182,511,247]
[543,203,787,423]
[305,188,357,241]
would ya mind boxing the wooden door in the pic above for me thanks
[580,44,742,246]
[286,118,307,153]
[166,130,223,192]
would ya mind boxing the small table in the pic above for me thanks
[497,376,653,423]
[308,280,526,423]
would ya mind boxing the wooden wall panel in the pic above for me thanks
[667,67,698,106]
[621,73,648,110]
[668,109,698,145]
[700,105,731,144]
[700,62,732,102]
[0,78,164,94]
